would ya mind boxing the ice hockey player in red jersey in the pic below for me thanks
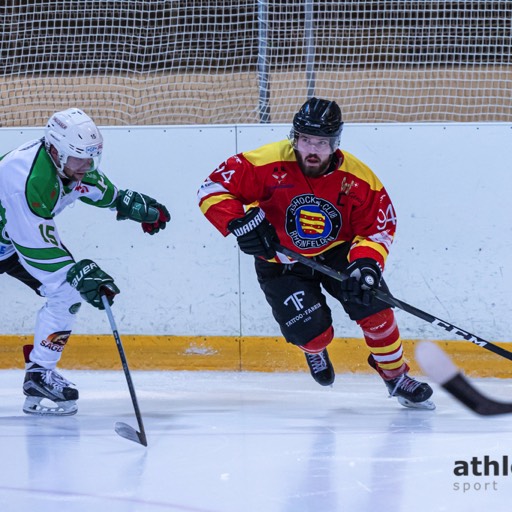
[198,97,434,410]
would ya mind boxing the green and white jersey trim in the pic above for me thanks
[12,241,74,273]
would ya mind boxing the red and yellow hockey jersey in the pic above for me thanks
[198,139,396,269]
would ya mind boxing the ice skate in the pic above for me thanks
[22,348,78,416]
[304,349,335,386]
[368,355,435,410]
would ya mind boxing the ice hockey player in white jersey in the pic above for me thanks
[0,108,170,416]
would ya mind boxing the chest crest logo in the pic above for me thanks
[285,194,342,249]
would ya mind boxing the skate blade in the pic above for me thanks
[397,396,436,410]
[115,421,147,446]
[23,396,78,416]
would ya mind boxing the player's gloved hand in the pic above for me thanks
[67,259,120,310]
[141,202,171,235]
[340,258,382,306]
[116,189,170,235]
[227,207,279,259]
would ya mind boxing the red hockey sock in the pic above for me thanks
[357,309,409,379]
[300,326,334,354]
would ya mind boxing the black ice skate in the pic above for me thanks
[305,349,335,386]
[22,346,78,416]
[368,355,435,410]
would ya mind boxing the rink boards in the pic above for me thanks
[0,123,511,377]
[0,334,511,378]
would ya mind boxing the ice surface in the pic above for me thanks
[1,369,511,512]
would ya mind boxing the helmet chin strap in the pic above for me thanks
[47,148,69,179]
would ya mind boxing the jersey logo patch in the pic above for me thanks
[40,330,72,352]
[272,166,288,184]
[74,184,89,193]
[286,194,342,249]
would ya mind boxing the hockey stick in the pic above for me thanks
[416,341,512,415]
[101,294,148,447]
[274,243,512,362]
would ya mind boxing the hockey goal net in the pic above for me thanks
[1,1,511,127]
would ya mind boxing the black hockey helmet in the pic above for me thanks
[290,97,343,150]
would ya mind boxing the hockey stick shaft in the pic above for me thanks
[274,243,512,362]
[101,295,148,446]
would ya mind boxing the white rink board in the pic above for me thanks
[0,123,511,341]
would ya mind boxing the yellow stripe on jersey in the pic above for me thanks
[243,140,296,167]
[341,151,384,192]
[199,193,238,214]
[294,240,348,257]
[350,236,389,261]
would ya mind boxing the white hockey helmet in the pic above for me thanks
[44,108,103,177]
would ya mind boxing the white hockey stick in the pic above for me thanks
[101,295,148,446]
[415,341,512,416]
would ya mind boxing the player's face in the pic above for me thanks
[62,156,93,181]
[295,133,333,177]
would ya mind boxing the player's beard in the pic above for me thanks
[297,152,332,177]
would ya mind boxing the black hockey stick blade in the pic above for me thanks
[115,421,148,447]
[101,295,148,447]
[273,243,512,363]
[416,341,512,416]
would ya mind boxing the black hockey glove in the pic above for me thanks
[340,258,382,306]
[67,259,120,310]
[116,189,170,235]
[227,207,279,260]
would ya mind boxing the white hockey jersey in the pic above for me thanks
[0,138,117,293]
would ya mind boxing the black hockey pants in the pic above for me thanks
[255,243,391,347]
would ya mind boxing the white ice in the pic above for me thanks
[1,369,512,512]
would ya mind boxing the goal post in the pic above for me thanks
[1,1,511,127]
